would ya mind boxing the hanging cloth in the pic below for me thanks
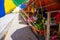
[56,12,60,24]
[27,5,31,12]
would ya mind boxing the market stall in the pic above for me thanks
[1,0,60,40]
[19,0,60,40]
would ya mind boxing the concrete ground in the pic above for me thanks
[4,13,38,40]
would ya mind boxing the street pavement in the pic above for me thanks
[4,13,38,40]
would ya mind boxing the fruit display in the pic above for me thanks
[19,0,60,40]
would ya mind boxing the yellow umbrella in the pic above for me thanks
[4,0,25,14]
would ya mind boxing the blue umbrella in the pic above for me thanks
[0,0,5,18]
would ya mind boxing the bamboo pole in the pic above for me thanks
[46,12,50,40]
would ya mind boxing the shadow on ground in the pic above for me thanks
[11,14,45,40]
[11,26,38,40]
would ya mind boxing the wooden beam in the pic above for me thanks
[46,12,50,40]
[46,10,60,13]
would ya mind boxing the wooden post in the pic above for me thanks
[46,12,50,40]
[59,22,60,32]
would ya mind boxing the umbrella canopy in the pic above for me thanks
[0,0,29,18]
[12,0,25,6]
[0,0,16,18]
[4,0,25,14]
[0,0,5,18]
